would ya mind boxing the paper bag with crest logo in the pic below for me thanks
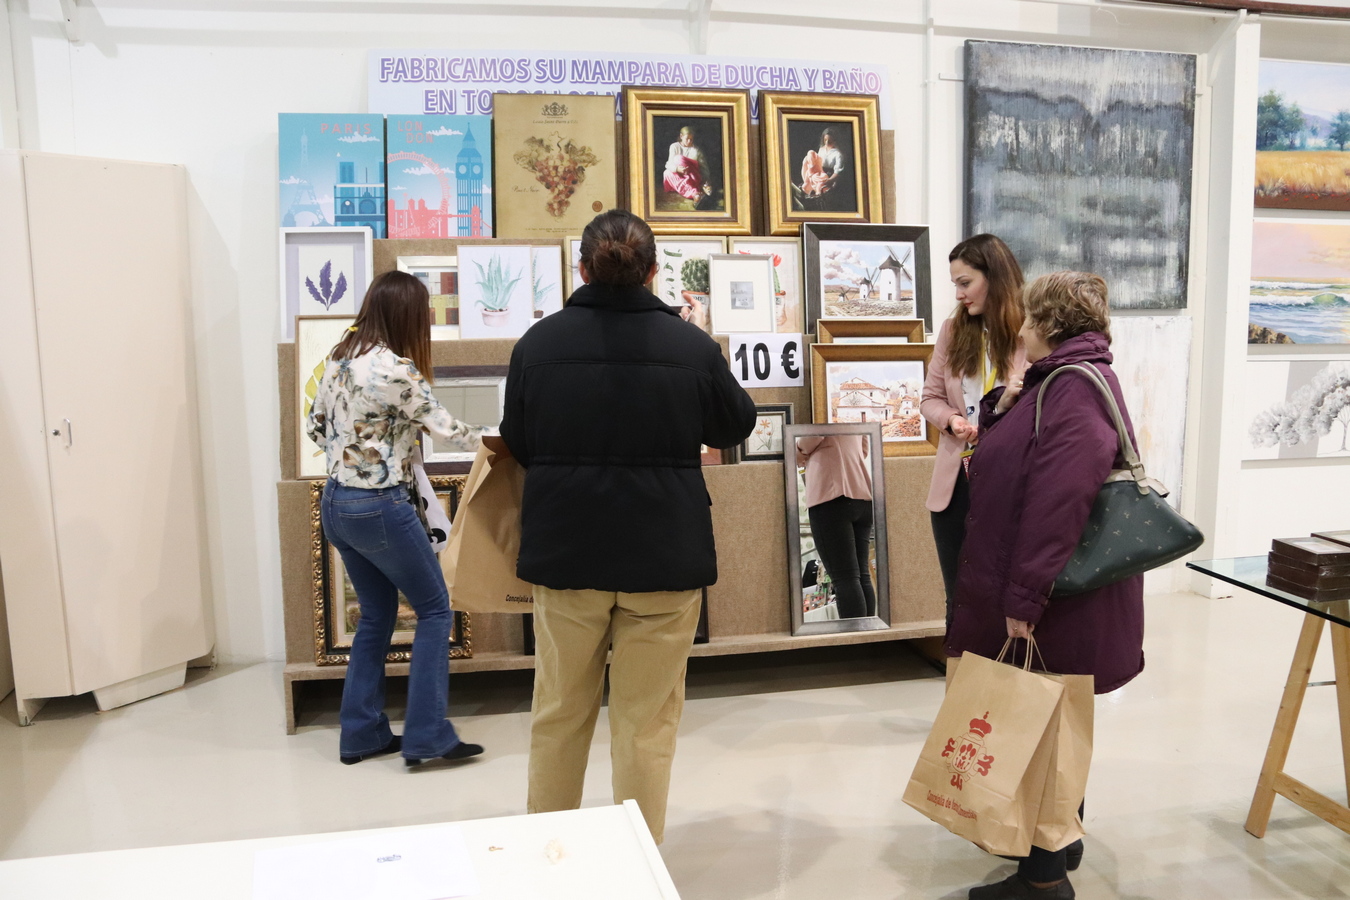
[440,442,535,614]
[903,647,1063,857]
[1030,671,1093,851]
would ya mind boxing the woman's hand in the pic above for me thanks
[1005,617,1033,640]
[994,363,1030,414]
[949,414,979,445]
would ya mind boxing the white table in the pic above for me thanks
[0,801,680,899]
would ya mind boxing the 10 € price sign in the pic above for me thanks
[729,334,805,388]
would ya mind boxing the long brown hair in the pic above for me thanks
[331,271,433,380]
[946,234,1025,381]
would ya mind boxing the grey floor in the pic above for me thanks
[3,590,1350,898]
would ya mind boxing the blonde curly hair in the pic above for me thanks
[1023,271,1111,346]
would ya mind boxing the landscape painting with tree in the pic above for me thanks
[1246,359,1350,460]
[1248,220,1350,344]
[1255,59,1350,211]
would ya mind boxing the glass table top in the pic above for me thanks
[1188,557,1350,629]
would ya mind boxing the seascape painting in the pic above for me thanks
[1255,60,1350,211]
[1109,315,1192,509]
[1249,220,1350,344]
[964,41,1196,310]
[1245,359,1350,460]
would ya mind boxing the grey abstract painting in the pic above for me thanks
[965,41,1197,309]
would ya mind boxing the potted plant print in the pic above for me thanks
[680,257,711,330]
[472,255,522,327]
[532,269,554,319]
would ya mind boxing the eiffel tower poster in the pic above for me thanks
[278,114,387,237]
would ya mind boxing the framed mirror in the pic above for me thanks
[784,422,890,636]
[425,365,507,473]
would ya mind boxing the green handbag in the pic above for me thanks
[1034,363,1204,597]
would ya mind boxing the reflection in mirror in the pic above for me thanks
[426,365,507,469]
[784,422,890,635]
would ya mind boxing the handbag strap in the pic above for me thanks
[1034,362,1148,491]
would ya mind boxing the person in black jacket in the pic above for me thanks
[500,209,755,843]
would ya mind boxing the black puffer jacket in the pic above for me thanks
[500,281,756,592]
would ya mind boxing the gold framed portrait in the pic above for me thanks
[310,477,472,665]
[810,342,936,458]
[624,87,753,236]
[761,91,884,236]
[816,318,927,344]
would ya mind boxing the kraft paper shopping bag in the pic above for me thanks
[440,442,535,614]
[1031,672,1093,851]
[903,648,1062,857]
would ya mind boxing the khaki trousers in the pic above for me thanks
[527,586,703,844]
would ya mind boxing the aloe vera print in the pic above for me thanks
[305,260,349,310]
[471,255,523,312]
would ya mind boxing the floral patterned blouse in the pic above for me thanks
[306,345,480,489]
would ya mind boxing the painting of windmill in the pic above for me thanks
[818,241,916,317]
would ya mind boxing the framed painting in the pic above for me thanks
[278,114,386,238]
[1255,60,1350,211]
[492,93,617,239]
[425,365,508,474]
[1245,358,1350,461]
[817,318,926,344]
[708,254,777,334]
[1249,219,1350,344]
[295,314,358,480]
[397,255,459,339]
[652,237,728,333]
[965,40,1196,309]
[311,477,471,665]
[1110,316,1192,509]
[760,91,883,236]
[386,115,493,237]
[742,403,794,462]
[280,227,372,340]
[811,343,936,457]
[624,87,753,236]
[457,244,537,339]
[729,236,805,334]
[802,223,932,335]
[564,235,584,297]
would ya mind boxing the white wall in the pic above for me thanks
[4,0,1346,660]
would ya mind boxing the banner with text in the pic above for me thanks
[368,50,893,127]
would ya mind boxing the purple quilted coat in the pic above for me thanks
[945,332,1145,694]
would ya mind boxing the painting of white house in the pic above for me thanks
[818,241,916,318]
[825,360,925,441]
[1245,358,1350,460]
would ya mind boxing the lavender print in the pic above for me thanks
[305,260,349,310]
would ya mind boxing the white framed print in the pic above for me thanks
[729,236,805,334]
[280,227,373,340]
[564,235,584,297]
[708,254,776,334]
[295,314,358,479]
[397,255,459,339]
[457,244,536,339]
[531,245,565,320]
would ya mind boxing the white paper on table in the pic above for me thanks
[252,824,480,900]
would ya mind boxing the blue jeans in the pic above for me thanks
[321,479,461,759]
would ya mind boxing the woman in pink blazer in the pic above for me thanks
[920,235,1027,635]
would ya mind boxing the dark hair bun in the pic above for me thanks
[579,210,657,287]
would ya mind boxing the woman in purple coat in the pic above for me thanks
[951,271,1144,900]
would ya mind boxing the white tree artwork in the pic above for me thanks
[1247,360,1350,459]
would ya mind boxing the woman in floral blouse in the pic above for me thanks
[307,270,484,768]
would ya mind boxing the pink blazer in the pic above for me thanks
[920,318,1026,513]
[796,435,872,508]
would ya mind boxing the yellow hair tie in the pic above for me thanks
[347,325,358,332]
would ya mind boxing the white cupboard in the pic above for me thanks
[0,151,212,725]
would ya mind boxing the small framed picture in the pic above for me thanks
[397,255,459,339]
[708,254,776,334]
[817,318,927,344]
[760,92,883,236]
[280,227,373,340]
[803,223,932,335]
[728,237,805,334]
[624,87,753,236]
[742,403,794,462]
[564,235,584,297]
[811,342,937,457]
[295,314,358,480]
[652,237,728,334]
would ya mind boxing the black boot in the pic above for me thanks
[404,741,484,768]
[968,874,1075,900]
[339,735,401,765]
